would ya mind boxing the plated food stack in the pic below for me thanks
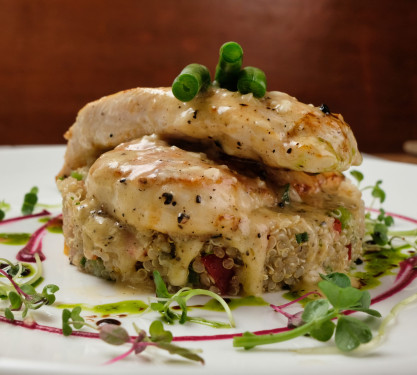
[57,44,364,296]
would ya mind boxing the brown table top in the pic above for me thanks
[372,153,417,165]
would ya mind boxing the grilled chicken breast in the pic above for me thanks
[87,135,277,238]
[59,87,361,177]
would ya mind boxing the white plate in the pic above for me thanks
[1,145,417,375]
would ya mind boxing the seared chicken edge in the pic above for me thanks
[59,87,362,178]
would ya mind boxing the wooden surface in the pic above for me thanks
[0,0,416,153]
[373,153,417,165]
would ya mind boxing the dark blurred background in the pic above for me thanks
[0,0,416,154]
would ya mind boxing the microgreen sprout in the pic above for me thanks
[349,170,364,186]
[0,255,59,320]
[0,200,11,221]
[62,306,95,335]
[60,271,234,364]
[350,171,387,212]
[105,320,204,365]
[349,173,398,250]
[62,307,204,364]
[361,179,386,205]
[21,186,39,215]
[363,208,395,248]
[150,270,235,328]
[233,272,381,352]
[270,290,321,328]
[0,200,11,211]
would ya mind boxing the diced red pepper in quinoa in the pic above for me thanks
[333,218,342,234]
[347,243,352,261]
[201,254,234,295]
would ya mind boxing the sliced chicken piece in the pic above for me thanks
[87,135,278,238]
[59,87,361,177]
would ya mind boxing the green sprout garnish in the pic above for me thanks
[351,169,386,205]
[21,186,39,215]
[349,171,395,249]
[150,270,235,328]
[365,207,395,248]
[0,200,11,221]
[360,179,386,205]
[349,170,364,186]
[61,271,235,364]
[62,306,88,335]
[62,306,204,364]
[233,272,381,352]
[0,254,59,320]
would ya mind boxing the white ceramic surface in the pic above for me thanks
[0,146,417,375]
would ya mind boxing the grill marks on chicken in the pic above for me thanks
[60,87,361,177]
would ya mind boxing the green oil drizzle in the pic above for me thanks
[202,295,269,311]
[353,245,411,289]
[92,300,148,314]
[22,263,35,278]
[46,225,63,234]
[0,233,31,245]
[58,300,149,315]
[38,217,63,234]
[0,263,35,278]
[57,296,268,317]
[281,246,412,305]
